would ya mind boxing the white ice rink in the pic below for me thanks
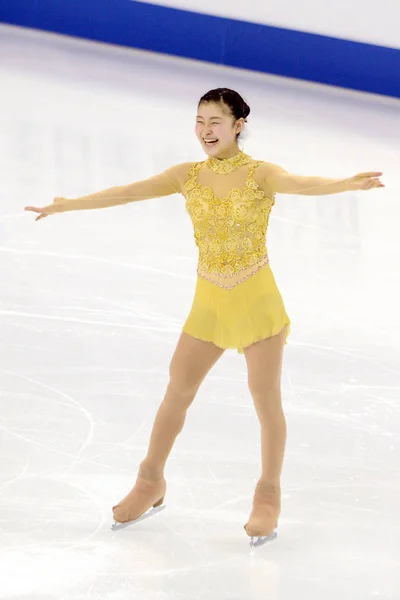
[0,23,399,600]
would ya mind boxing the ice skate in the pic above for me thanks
[244,481,280,548]
[111,475,166,531]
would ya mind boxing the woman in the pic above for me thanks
[25,88,384,545]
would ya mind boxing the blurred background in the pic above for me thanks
[0,3,399,600]
[1,0,399,97]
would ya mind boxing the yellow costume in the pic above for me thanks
[182,151,290,353]
[49,151,290,352]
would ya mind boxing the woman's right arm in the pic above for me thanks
[25,162,192,220]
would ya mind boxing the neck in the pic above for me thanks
[206,149,251,174]
[213,146,241,160]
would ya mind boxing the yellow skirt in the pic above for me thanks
[182,265,290,353]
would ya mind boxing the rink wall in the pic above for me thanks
[0,0,399,98]
[134,0,400,50]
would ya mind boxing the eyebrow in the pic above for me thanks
[196,116,223,120]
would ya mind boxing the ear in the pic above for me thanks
[236,118,245,134]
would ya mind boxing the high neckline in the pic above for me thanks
[206,151,252,174]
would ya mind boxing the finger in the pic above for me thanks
[358,172,383,178]
[25,206,42,214]
[367,180,383,189]
[363,181,374,189]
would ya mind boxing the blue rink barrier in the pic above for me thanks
[1,0,399,98]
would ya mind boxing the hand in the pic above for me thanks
[348,172,384,191]
[25,197,65,221]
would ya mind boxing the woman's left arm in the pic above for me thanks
[261,163,384,196]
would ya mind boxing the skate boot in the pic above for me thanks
[244,481,280,547]
[112,474,166,530]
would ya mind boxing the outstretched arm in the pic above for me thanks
[261,163,384,196]
[25,163,192,221]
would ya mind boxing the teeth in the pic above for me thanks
[204,139,217,143]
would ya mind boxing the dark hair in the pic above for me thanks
[198,88,250,137]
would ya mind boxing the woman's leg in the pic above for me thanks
[243,327,287,537]
[113,332,224,523]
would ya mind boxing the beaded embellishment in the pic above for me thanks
[206,151,252,175]
[184,158,275,290]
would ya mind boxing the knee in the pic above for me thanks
[164,370,200,411]
[248,378,282,408]
[248,377,281,401]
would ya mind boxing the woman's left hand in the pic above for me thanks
[349,172,384,191]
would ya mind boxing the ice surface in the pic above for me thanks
[0,24,399,600]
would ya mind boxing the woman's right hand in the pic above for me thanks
[25,197,66,221]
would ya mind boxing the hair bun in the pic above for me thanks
[242,102,250,120]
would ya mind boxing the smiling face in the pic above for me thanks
[195,101,244,159]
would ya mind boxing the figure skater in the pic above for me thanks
[25,88,384,545]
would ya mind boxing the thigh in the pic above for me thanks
[244,327,287,397]
[168,332,225,395]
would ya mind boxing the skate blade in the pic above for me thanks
[249,530,278,548]
[111,504,166,531]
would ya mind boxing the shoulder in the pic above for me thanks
[250,160,287,198]
[166,162,197,180]
[168,161,206,192]
[166,162,199,188]
[253,161,286,181]
[252,161,288,193]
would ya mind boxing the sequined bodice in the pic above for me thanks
[184,153,274,289]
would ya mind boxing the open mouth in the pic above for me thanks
[204,138,218,147]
